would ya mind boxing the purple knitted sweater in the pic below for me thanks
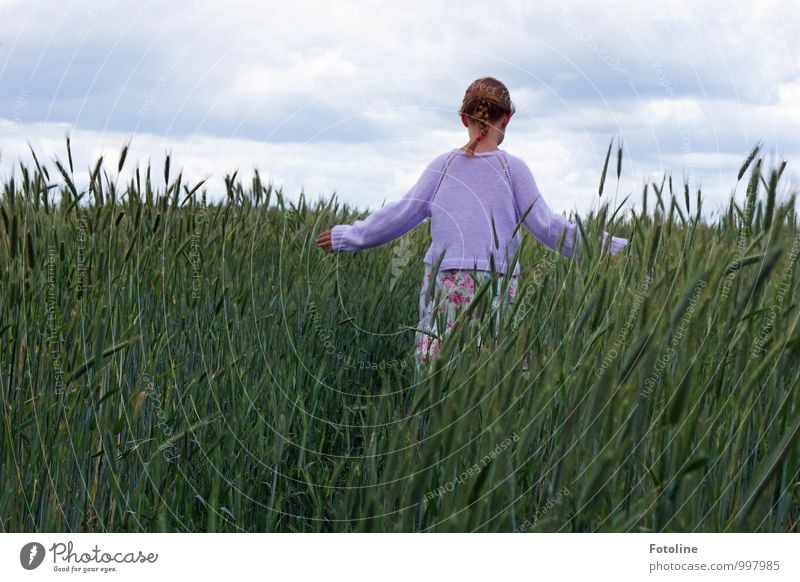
[331,148,628,276]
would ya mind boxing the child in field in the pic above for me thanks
[317,77,628,370]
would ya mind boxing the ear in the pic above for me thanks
[461,114,469,128]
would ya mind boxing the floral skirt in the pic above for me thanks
[414,263,518,370]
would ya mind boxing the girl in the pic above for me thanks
[317,77,628,371]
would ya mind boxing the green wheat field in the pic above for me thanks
[1,139,798,532]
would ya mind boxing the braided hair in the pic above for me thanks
[459,77,516,157]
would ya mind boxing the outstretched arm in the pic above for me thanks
[317,153,448,253]
[510,157,628,258]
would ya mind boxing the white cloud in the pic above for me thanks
[776,79,800,124]
[644,98,705,126]
[228,50,359,110]
[0,0,797,221]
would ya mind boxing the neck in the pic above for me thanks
[461,141,500,153]
[462,127,502,152]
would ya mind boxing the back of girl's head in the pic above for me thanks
[459,77,516,157]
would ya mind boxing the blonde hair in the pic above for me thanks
[459,77,515,157]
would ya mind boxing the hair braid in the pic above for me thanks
[458,77,515,157]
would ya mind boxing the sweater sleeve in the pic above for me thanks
[330,153,448,252]
[509,156,628,258]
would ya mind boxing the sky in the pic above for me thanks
[0,0,798,220]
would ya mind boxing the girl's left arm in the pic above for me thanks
[327,153,449,252]
[509,156,628,258]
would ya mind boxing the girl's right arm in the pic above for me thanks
[509,156,628,258]
[328,152,451,252]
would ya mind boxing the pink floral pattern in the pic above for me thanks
[415,264,518,369]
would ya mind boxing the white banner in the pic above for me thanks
[1,533,797,581]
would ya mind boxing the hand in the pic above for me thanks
[316,229,335,253]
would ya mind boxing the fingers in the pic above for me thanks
[316,229,334,253]
[316,230,331,245]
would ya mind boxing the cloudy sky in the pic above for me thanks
[1,0,798,219]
